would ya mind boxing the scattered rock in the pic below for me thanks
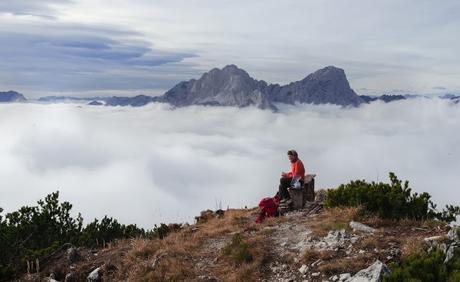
[87,267,102,282]
[350,221,376,233]
[66,247,81,264]
[330,274,339,281]
[65,272,76,282]
[424,235,444,242]
[447,226,459,243]
[346,260,389,282]
[299,264,308,274]
[339,273,352,281]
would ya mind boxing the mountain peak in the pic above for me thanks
[310,65,345,80]
[0,90,27,103]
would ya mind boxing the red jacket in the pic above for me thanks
[286,159,305,179]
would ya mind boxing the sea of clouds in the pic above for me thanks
[1,98,459,228]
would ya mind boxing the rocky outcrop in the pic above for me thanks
[350,221,376,233]
[159,65,275,110]
[0,90,27,102]
[270,66,364,107]
[359,94,407,103]
[104,95,156,107]
[345,260,390,282]
[159,64,364,110]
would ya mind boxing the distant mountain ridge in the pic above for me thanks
[0,91,27,103]
[156,64,364,110]
[6,65,459,109]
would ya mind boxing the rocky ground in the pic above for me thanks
[16,196,458,282]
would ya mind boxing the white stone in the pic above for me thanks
[87,267,101,281]
[299,264,309,274]
[350,221,376,233]
[424,235,444,242]
[339,273,352,281]
[330,275,339,281]
[346,260,389,282]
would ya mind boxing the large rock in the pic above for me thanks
[87,267,102,282]
[350,221,376,233]
[346,260,390,282]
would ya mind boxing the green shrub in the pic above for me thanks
[0,191,160,281]
[222,233,253,265]
[325,172,460,222]
[384,245,460,282]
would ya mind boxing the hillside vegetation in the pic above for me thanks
[1,173,460,281]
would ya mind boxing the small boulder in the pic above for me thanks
[298,264,308,274]
[87,267,102,282]
[350,221,376,233]
[339,273,352,281]
[66,247,81,263]
[346,260,389,282]
[65,272,77,282]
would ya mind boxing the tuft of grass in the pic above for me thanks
[222,233,253,265]
[318,256,370,275]
[302,249,335,264]
[307,207,361,236]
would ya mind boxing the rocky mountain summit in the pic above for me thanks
[0,91,27,103]
[158,65,275,110]
[157,65,364,110]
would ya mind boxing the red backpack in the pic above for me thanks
[255,195,280,223]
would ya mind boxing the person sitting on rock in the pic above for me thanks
[279,149,305,204]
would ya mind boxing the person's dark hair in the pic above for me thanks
[287,149,298,157]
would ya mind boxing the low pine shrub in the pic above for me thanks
[325,172,460,222]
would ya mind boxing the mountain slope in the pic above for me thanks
[0,91,27,103]
[270,66,364,106]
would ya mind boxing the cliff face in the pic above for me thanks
[18,196,457,282]
[160,64,275,110]
[270,66,364,107]
[159,65,364,110]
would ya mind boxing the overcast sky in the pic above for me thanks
[1,99,459,228]
[1,0,460,97]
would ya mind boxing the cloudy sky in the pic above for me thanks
[1,0,460,97]
[1,99,459,228]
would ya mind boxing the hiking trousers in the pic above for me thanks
[279,177,292,200]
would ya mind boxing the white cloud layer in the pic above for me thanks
[1,100,459,228]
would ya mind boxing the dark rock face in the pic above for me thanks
[0,90,27,102]
[160,65,363,110]
[359,94,407,104]
[269,66,364,107]
[160,64,275,110]
[35,65,366,110]
[104,95,156,107]
[88,101,104,106]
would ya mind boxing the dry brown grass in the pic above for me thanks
[116,208,272,281]
[317,255,371,275]
[400,236,427,259]
[307,207,362,236]
[216,233,271,282]
[302,249,336,264]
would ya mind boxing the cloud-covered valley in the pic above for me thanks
[1,100,459,228]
